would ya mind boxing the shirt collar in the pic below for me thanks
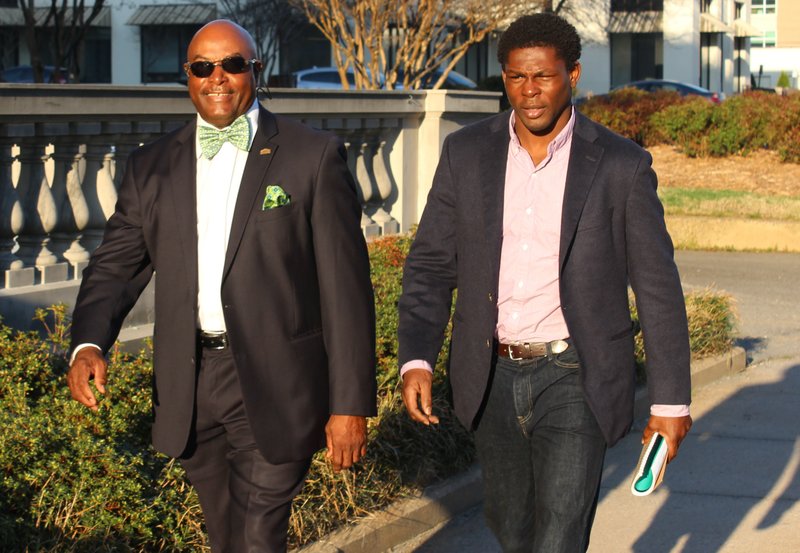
[195,98,260,159]
[508,105,576,160]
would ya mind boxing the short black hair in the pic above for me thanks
[497,13,582,71]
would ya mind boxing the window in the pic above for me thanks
[141,25,201,84]
[611,0,664,12]
[752,30,776,47]
[751,0,776,15]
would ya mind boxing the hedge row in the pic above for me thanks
[578,88,800,163]
[0,234,736,551]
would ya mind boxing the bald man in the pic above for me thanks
[67,20,376,552]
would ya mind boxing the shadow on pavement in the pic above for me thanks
[628,364,800,552]
[735,336,767,364]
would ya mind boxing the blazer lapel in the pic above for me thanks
[479,113,512,278]
[560,113,604,271]
[168,124,199,294]
[222,106,279,279]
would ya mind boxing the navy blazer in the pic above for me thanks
[71,107,377,463]
[398,110,690,446]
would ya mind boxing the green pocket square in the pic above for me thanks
[263,185,291,210]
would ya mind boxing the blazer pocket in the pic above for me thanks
[255,203,297,224]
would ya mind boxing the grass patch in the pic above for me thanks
[659,187,800,221]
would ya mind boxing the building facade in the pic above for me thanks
[749,0,800,89]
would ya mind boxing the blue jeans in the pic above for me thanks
[473,347,607,553]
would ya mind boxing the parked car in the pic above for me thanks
[0,64,72,84]
[394,68,478,90]
[292,66,383,89]
[611,79,724,103]
[292,65,477,90]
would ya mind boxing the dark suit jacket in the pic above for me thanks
[71,106,377,464]
[398,110,690,447]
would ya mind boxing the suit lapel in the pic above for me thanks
[168,124,199,294]
[222,106,279,279]
[479,113,512,277]
[560,113,604,271]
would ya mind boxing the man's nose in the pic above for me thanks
[522,77,540,96]
[208,64,227,82]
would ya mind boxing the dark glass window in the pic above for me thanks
[140,25,201,84]
[611,0,664,12]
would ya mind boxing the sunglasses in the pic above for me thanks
[184,56,260,78]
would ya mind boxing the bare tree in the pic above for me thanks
[220,0,307,85]
[17,0,105,83]
[296,0,531,90]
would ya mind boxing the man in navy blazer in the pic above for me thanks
[399,14,692,552]
[67,20,375,552]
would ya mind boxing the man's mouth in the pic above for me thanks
[521,106,546,117]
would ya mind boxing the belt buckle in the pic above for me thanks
[507,342,522,361]
[548,339,569,355]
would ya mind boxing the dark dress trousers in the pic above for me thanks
[398,110,691,447]
[71,106,377,464]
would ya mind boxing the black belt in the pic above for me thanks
[497,339,569,360]
[197,330,228,350]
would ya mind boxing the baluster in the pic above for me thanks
[80,142,117,254]
[365,130,399,235]
[49,140,90,278]
[345,133,380,238]
[14,140,63,282]
[0,142,28,287]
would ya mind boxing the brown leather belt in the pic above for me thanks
[497,339,569,360]
[198,330,228,350]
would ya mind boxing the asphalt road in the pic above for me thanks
[388,251,800,553]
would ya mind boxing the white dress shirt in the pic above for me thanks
[195,101,259,331]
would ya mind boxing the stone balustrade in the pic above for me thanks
[0,84,499,332]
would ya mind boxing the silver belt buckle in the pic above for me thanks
[548,339,569,355]
[508,342,522,361]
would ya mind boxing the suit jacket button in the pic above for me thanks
[486,339,491,348]
[488,293,494,302]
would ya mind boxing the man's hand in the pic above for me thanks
[643,414,692,463]
[325,414,367,472]
[401,368,439,425]
[66,347,108,412]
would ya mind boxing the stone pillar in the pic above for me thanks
[49,140,90,278]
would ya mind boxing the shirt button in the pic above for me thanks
[526,208,532,215]
[512,313,519,319]
[518,281,524,288]
[522,244,529,251]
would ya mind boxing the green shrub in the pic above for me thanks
[580,87,800,163]
[578,87,687,146]
[775,93,800,163]
[0,240,737,550]
[649,97,717,156]
[777,71,790,89]
[706,91,782,156]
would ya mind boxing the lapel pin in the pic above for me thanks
[260,148,272,155]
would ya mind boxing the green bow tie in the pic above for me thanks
[198,116,251,159]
